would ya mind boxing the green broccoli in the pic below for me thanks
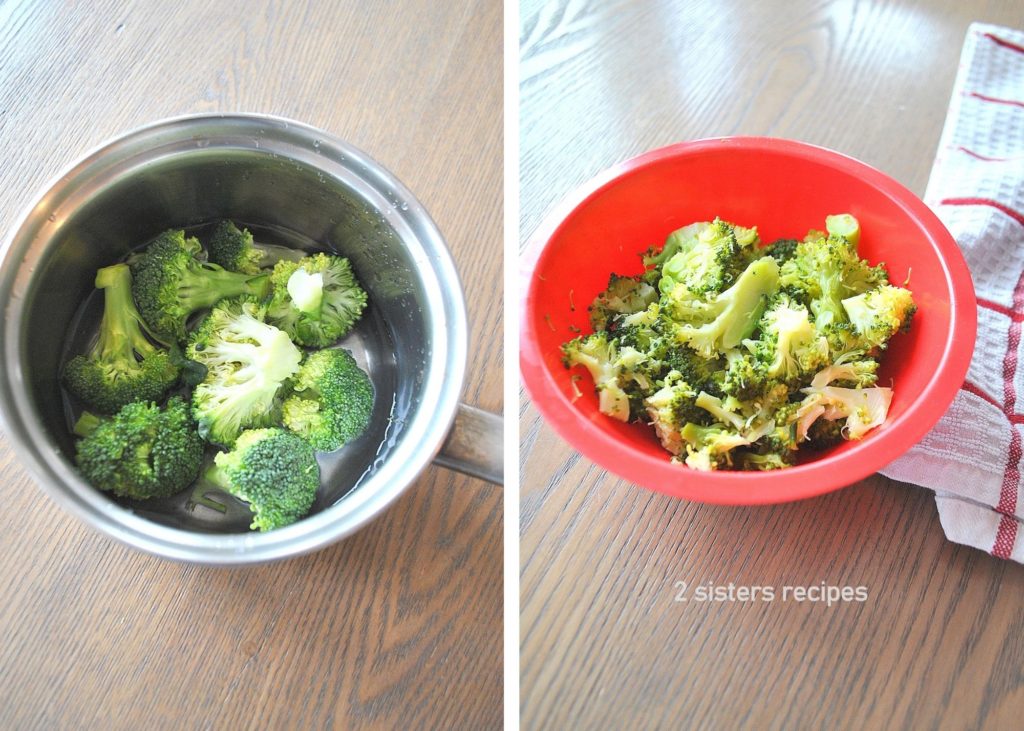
[282,349,375,451]
[679,422,750,471]
[588,274,657,331]
[671,256,780,358]
[266,253,368,347]
[206,220,306,275]
[74,396,203,499]
[658,218,759,297]
[643,371,713,455]
[130,228,271,343]
[562,331,631,421]
[187,297,302,446]
[761,238,800,265]
[841,284,917,351]
[201,428,320,531]
[779,233,887,332]
[641,221,711,273]
[63,264,180,414]
[746,295,830,383]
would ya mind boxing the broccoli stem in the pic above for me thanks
[73,412,104,438]
[177,267,270,311]
[92,264,162,366]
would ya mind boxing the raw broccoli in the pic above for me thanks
[266,253,368,347]
[206,220,306,275]
[588,274,657,331]
[658,218,759,297]
[841,284,917,351]
[73,396,203,499]
[130,228,271,343]
[201,428,319,531]
[63,264,180,414]
[282,349,374,451]
[671,256,780,358]
[187,296,302,446]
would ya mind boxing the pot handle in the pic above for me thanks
[433,403,503,485]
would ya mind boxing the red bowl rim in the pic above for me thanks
[519,136,978,505]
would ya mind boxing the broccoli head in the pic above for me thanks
[187,297,303,446]
[658,218,759,297]
[671,256,780,358]
[282,349,375,451]
[130,228,271,343]
[266,253,368,347]
[761,238,800,265]
[63,264,180,414]
[206,220,306,275]
[74,396,203,499]
[203,428,320,531]
[562,331,631,421]
[746,295,830,383]
[779,232,887,331]
[643,371,712,455]
[588,274,657,331]
[641,221,711,274]
[841,284,916,351]
[679,422,750,471]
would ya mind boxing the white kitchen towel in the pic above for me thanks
[880,23,1024,561]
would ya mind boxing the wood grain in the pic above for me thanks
[520,1,1024,729]
[0,1,502,729]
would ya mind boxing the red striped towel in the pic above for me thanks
[881,23,1024,561]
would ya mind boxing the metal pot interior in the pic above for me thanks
[11,128,452,536]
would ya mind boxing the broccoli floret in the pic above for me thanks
[779,233,887,332]
[721,349,772,401]
[74,396,203,499]
[671,256,780,358]
[841,285,917,351]
[797,369,893,440]
[206,220,306,275]
[562,331,631,421]
[589,274,657,331]
[746,295,830,383]
[761,238,800,265]
[63,264,180,414]
[266,253,368,347]
[736,450,793,470]
[805,418,845,448]
[130,229,271,343]
[282,349,374,451]
[643,372,712,455]
[658,218,759,297]
[202,428,319,531]
[679,422,750,471]
[187,297,302,446]
[641,221,711,274]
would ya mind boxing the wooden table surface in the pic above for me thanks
[0,2,502,729]
[520,1,1024,729]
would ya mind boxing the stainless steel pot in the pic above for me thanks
[0,114,502,564]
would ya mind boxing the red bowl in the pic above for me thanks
[520,137,977,504]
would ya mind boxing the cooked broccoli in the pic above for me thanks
[63,264,180,414]
[201,428,319,531]
[658,218,759,297]
[206,220,306,275]
[187,297,302,446]
[561,331,631,421]
[671,256,780,358]
[130,228,271,343]
[679,422,750,471]
[560,214,912,470]
[779,233,887,332]
[282,349,374,451]
[841,284,917,351]
[745,295,830,383]
[589,274,657,331]
[73,396,203,499]
[761,238,800,264]
[266,253,368,347]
